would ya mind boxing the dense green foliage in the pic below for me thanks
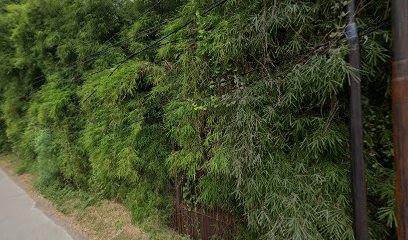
[0,0,394,239]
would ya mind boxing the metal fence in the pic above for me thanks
[171,177,237,240]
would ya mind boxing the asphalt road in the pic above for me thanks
[0,167,73,240]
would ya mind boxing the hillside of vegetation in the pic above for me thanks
[0,0,394,239]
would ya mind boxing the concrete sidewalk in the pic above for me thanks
[0,168,73,240]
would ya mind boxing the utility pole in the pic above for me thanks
[346,0,369,239]
[392,0,408,239]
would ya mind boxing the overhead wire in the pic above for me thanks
[80,0,230,102]
[100,0,163,46]
[27,20,390,136]
[18,0,171,86]
[26,0,210,87]
[109,0,229,76]
[27,20,179,87]
[17,3,391,135]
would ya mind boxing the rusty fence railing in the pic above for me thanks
[171,177,237,240]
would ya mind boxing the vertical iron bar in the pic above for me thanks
[175,175,183,233]
[346,0,369,239]
[392,0,408,239]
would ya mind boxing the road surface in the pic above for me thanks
[0,167,74,240]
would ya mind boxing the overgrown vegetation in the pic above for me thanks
[0,0,394,239]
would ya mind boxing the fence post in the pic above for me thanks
[392,0,408,239]
[346,0,369,239]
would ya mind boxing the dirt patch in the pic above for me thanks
[70,200,149,240]
[0,154,181,240]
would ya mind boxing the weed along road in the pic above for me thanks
[0,167,73,240]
